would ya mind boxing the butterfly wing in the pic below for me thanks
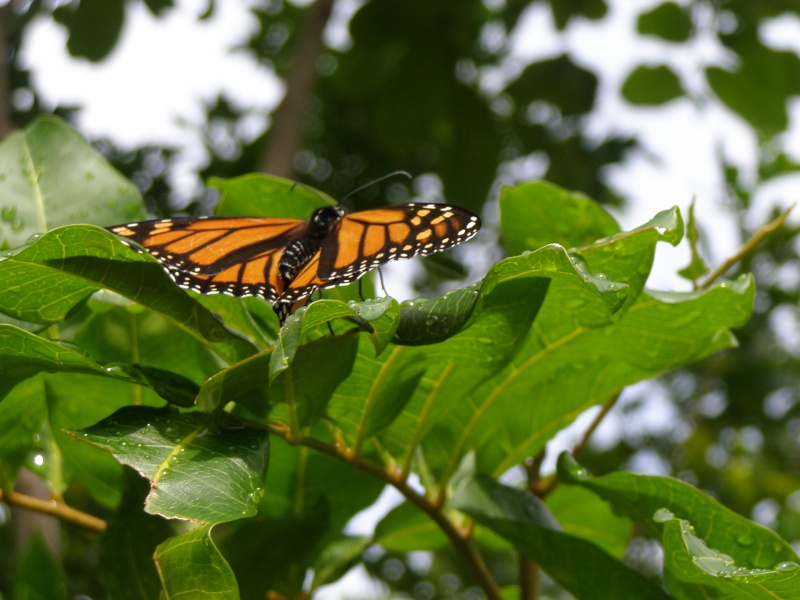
[107,216,306,303]
[277,203,480,304]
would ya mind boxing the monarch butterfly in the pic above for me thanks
[107,201,481,323]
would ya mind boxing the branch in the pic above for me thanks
[0,489,107,533]
[268,423,503,600]
[701,204,795,289]
[259,0,335,177]
[0,2,15,138]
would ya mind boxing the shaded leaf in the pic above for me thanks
[637,2,692,42]
[13,533,67,600]
[506,55,599,116]
[99,469,173,600]
[155,524,239,599]
[53,0,126,61]
[375,501,449,552]
[551,0,607,29]
[622,65,684,106]
[198,333,358,427]
[0,377,45,487]
[0,225,255,363]
[0,325,127,401]
[452,473,670,599]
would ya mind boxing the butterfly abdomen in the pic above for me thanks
[278,205,344,285]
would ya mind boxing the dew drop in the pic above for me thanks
[1,205,16,221]
[169,455,179,465]
[161,468,171,477]
[25,232,42,243]
[736,533,755,547]
[775,561,800,572]
[653,508,675,523]
[11,219,24,232]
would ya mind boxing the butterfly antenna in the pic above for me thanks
[290,181,338,207]
[342,170,412,203]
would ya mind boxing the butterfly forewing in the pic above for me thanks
[108,216,307,303]
[318,203,480,281]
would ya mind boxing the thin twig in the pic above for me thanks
[701,204,795,289]
[572,392,621,460]
[0,489,107,533]
[267,423,503,600]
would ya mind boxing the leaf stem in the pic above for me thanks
[267,424,503,600]
[701,204,795,289]
[0,489,106,533]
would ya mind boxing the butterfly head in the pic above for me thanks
[309,205,346,235]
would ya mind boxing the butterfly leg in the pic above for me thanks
[376,267,388,297]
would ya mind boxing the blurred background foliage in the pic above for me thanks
[2,0,800,597]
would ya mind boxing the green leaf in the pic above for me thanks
[99,469,173,600]
[678,199,710,282]
[500,183,683,305]
[70,406,270,524]
[0,225,255,363]
[13,532,67,600]
[0,116,143,250]
[155,524,239,599]
[660,512,800,598]
[557,453,799,569]
[706,38,800,134]
[622,65,684,105]
[637,2,692,42]
[451,474,670,599]
[210,173,329,218]
[500,181,620,254]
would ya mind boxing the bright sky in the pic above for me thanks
[19,0,800,594]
